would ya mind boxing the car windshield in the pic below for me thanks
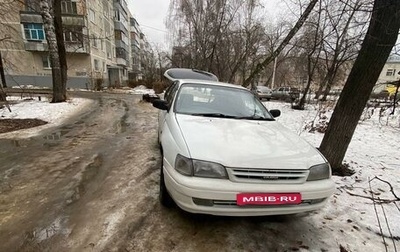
[174,84,274,120]
[257,86,270,92]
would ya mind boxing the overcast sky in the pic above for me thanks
[128,0,283,50]
[128,0,170,49]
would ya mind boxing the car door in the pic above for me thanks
[158,81,179,140]
[277,87,284,98]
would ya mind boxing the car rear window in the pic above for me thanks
[165,69,218,81]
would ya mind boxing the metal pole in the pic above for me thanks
[271,57,277,89]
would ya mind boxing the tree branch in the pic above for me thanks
[243,0,319,87]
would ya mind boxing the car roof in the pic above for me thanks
[177,79,248,91]
[164,68,219,82]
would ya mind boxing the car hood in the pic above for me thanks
[176,114,325,170]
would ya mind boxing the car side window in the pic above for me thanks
[165,81,179,106]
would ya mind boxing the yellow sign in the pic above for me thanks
[386,85,398,96]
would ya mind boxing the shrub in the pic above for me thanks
[93,78,103,91]
[153,81,168,94]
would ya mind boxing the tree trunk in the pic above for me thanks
[319,0,400,173]
[0,51,7,88]
[54,0,67,101]
[391,82,400,115]
[314,80,325,99]
[40,0,64,103]
[243,0,319,87]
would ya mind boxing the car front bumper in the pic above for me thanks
[163,167,335,216]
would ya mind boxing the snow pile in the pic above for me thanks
[1,97,92,137]
[129,85,155,95]
[11,85,48,89]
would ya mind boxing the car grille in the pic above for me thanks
[193,198,326,207]
[227,168,309,184]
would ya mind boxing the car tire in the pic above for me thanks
[159,154,174,207]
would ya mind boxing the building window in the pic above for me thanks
[116,47,127,60]
[76,71,87,76]
[61,0,77,14]
[115,30,122,40]
[91,35,98,48]
[106,41,112,59]
[102,0,110,17]
[386,68,396,76]
[63,26,83,42]
[115,10,120,21]
[89,9,95,23]
[94,59,99,71]
[23,23,45,41]
[42,55,51,69]
[103,61,106,72]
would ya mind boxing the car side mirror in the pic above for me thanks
[269,109,281,118]
[152,99,169,111]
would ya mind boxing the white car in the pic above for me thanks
[256,86,272,101]
[152,75,335,216]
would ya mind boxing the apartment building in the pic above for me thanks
[0,0,134,89]
[129,17,143,81]
[374,56,400,93]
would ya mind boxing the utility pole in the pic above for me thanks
[271,57,277,89]
[0,51,7,88]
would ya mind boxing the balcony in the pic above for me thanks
[24,41,48,52]
[65,42,90,54]
[20,11,42,23]
[24,41,89,54]
[115,40,129,51]
[116,57,127,66]
[20,11,84,25]
[114,21,128,34]
[62,15,85,26]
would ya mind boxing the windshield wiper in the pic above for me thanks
[234,116,275,121]
[190,113,274,120]
[191,113,237,118]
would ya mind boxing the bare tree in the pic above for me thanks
[40,0,64,102]
[319,0,400,174]
[0,51,6,88]
[53,0,67,101]
[167,0,266,83]
[294,0,326,109]
[315,0,369,100]
[243,0,319,87]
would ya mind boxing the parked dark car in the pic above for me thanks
[272,87,300,101]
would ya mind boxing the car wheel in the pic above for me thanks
[266,98,271,101]
[159,154,174,207]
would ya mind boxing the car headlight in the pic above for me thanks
[307,163,331,181]
[175,154,193,176]
[193,160,227,179]
[175,155,227,179]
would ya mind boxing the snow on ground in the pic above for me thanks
[264,101,400,251]
[1,95,399,250]
[0,97,93,138]
[128,85,155,95]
